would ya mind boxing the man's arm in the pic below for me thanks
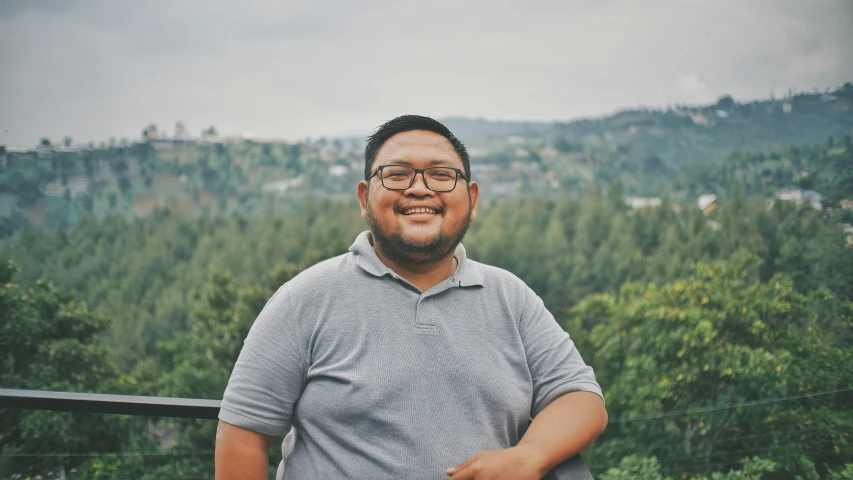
[215,420,277,480]
[446,391,607,479]
[517,391,608,473]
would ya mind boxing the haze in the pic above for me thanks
[1,0,851,147]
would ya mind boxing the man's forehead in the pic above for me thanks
[375,130,461,164]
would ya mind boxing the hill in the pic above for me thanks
[0,83,851,236]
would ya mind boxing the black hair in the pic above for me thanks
[363,115,471,181]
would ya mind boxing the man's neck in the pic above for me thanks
[371,239,458,293]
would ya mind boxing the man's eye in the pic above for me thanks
[387,171,409,178]
[431,172,453,178]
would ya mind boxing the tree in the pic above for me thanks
[716,95,736,111]
[142,124,158,141]
[174,121,187,140]
[566,258,853,478]
[554,137,579,153]
[0,260,124,476]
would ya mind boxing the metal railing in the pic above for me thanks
[0,388,594,479]
[0,388,220,419]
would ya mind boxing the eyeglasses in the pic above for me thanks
[367,164,468,192]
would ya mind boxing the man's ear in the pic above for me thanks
[468,181,480,221]
[357,180,369,219]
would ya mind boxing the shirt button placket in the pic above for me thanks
[415,295,434,329]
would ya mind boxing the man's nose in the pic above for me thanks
[405,171,434,195]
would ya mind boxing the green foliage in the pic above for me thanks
[0,201,362,372]
[566,259,852,478]
[827,464,853,479]
[0,260,126,476]
[73,434,214,480]
[678,139,853,205]
[601,454,668,479]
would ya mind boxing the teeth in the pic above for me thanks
[404,207,437,215]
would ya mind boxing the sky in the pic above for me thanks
[1,0,852,148]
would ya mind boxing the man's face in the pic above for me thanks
[357,130,480,265]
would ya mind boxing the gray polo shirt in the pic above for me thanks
[219,231,602,479]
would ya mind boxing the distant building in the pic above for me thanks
[510,161,538,172]
[689,112,712,126]
[697,194,718,214]
[776,186,823,210]
[538,146,559,159]
[262,176,305,194]
[625,197,662,209]
[329,165,349,177]
[143,125,158,140]
[490,181,520,196]
[43,175,89,198]
[471,163,501,175]
[839,200,853,211]
[149,138,197,152]
[200,131,220,143]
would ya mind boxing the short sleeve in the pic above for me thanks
[519,288,603,417]
[218,285,309,436]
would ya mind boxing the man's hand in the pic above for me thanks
[446,445,547,480]
[447,391,607,480]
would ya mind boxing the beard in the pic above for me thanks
[365,198,472,266]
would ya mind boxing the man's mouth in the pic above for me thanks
[402,207,440,215]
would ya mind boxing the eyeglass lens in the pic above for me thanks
[381,166,458,191]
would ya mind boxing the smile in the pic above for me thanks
[402,207,439,215]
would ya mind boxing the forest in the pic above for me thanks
[2,178,852,478]
[1,86,852,479]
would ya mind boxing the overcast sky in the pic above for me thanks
[1,0,851,147]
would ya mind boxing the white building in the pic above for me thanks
[625,197,662,209]
[43,175,89,198]
[262,176,305,194]
[776,187,823,210]
[698,194,718,213]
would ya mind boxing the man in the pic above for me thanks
[215,115,607,479]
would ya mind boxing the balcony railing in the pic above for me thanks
[0,388,594,479]
[0,388,220,419]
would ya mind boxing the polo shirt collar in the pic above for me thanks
[349,231,484,287]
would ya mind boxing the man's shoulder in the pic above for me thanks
[466,259,533,295]
[462,259,543,323]
[276,251,358,297]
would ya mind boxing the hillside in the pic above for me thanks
[0,83,851,237]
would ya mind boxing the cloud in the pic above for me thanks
[1,0,851,147]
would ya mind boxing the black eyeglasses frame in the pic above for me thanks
[367,164,469,192]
